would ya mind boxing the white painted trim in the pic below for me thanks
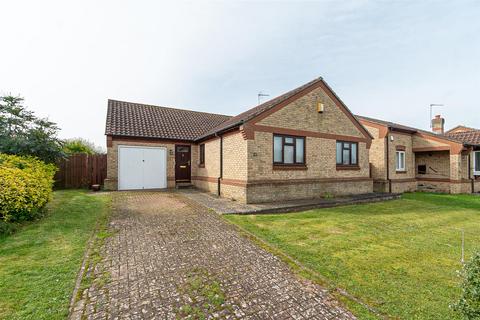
[474,151,480,176]
[117,145,168,190]
[395,150,406,171]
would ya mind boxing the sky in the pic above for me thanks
[1,0,480,147]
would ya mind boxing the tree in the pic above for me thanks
[0,95,63,163]
[63,138,104,155]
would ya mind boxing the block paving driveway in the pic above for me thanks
[72,192,355,319]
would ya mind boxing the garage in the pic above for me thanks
[118,146,167,190]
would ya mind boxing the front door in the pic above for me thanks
[175,145,191,182]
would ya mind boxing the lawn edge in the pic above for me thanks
[222,216,389,320]
[68,193,113,318]
[68,225,97,315]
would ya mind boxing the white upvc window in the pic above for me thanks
[396,151,406,171]
[474,151,480,175]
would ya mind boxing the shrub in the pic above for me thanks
[451,250,480,319]
[0,154,56,222]
[63,138,104,155]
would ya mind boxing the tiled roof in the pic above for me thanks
[446,129,480,146]
[105,100,231,141]
[446,125,477,134]
[196,77,324,139]
[105,77,372,142]
[356,115,418,133]
[356,115,465,144]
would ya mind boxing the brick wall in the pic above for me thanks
[363,125,387,180]
[388,133,415,179]
[462,152,470,180]
[258,87,364,138]
[191,132,249,202]
[413,150,452,193]
[391,181,417,193]
[450,182,472,194]
[472,151,480,193]
[191,179,218,195]
[247,180,373,203]
[223,132,248,180]
[415,151,450,179]
[373,180,389,193]
[105,138,188,190]
[192,137,220,195]
[194,138,220,180]
[361,125,418,193]
[242,85,373,202]
[414,151,471,194]
[247,132,369,181]
[362,122,476,194]
[221,184,247,202]
[417,180,451,193]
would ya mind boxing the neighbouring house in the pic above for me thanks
[104,77,374,203]
[357,115,480,194]
[445,125,480,193]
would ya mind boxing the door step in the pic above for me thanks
[176,182,194,189]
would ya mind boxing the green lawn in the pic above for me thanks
[225,193,480,319]
[0,190,111,320]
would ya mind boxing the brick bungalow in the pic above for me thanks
[104,77,375,203]
[445,125,480,193]
[357,115,480,194]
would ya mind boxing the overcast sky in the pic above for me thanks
[1,0,479,147]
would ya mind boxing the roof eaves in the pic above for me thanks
[107,133,195,142]
[356,115,466,145]
[194,120,245,141]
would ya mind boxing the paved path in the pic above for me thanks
[72,192,355,320]
[179,189,400,214]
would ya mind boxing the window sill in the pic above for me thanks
[198,164,205,168]
[273,164,308,171]
[336,165,360,171]
[396,170,407,174]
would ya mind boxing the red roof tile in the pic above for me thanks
[105,77,372,142]
[446,129,480,146]
[105,100,231,141]
[356,115,468,145]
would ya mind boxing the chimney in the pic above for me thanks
[432,114,445,134]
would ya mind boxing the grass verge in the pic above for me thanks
[0,190,111,320]
[225,192,480,319]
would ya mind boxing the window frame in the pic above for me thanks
[272,134,306,166]
[474,151,480,175]
[395,150,406,172]
[199,143,205,167]
[336,141,359,166]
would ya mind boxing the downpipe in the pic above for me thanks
[217,134,223,196]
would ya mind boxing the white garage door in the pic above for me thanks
[118,146,167,190]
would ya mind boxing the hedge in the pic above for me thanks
[0,154,56,222]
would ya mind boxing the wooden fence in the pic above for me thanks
[55,153,107,189]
